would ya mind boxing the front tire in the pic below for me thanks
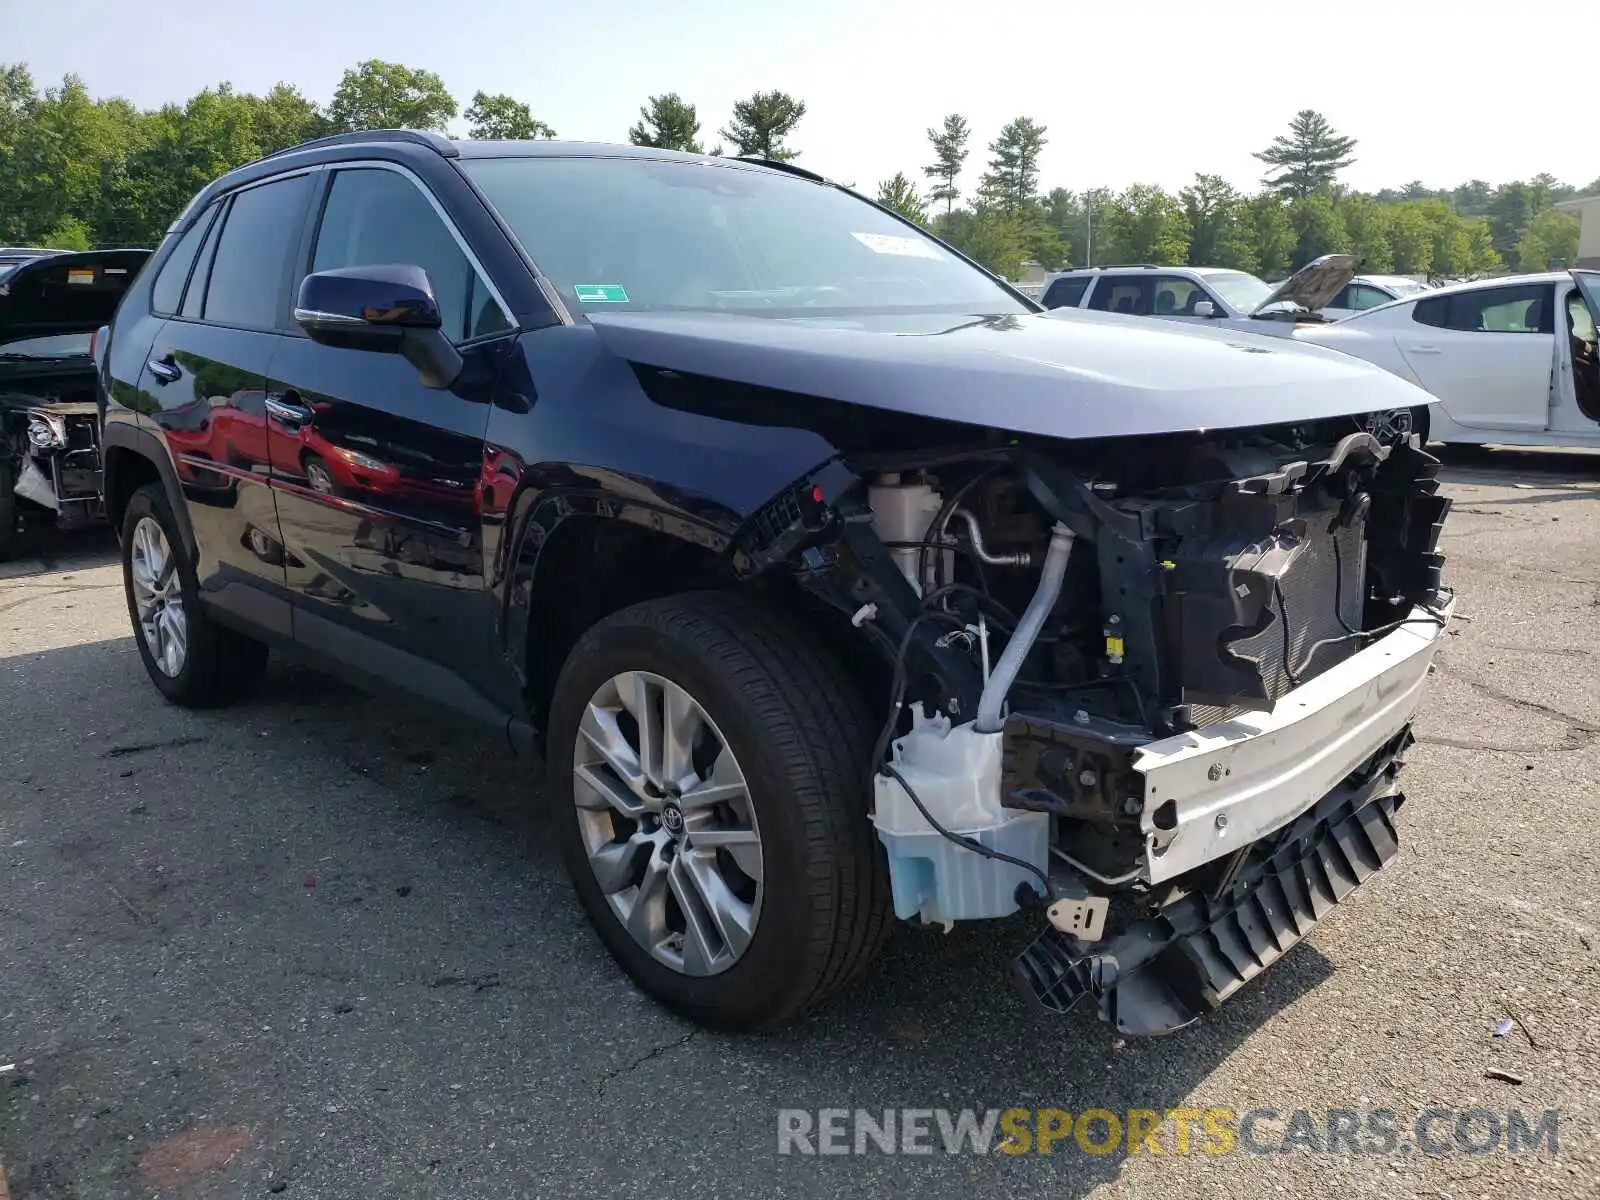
[1411,404,1431,446]
[120,483,268,706]
[547,592,891,1029]
[0,456,19,561]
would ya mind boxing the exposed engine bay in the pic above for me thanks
[1,384,103,555]
[735,415,1453,1034]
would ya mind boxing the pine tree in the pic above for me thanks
[719,91,805,161]
[628,93,702,153]
[977,117,1047,215]
[1254,110,1357,198]
[875,173,928,224]
[922,114,969,216]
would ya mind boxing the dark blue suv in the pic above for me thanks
[98,129,1453,1034]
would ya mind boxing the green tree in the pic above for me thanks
[1451,179,1494,216]
[41,214,91,250]
[1464,219,1502,275]
[1516,209,1581,270]
[1336,194,1394,273]
[1106,184,1189,265]
[325,59,456,132]
[977,117,1047,215]
[1247,193,1296,278]
[1488,181,1550,266]
[1255,109,1357,198]
[875,172,928,225]
[463,91,554,140]
[247,83,325,154]
[1287,193,1350,267]
[1042,187,1081,265]
[1180,174,1256,270]
[922,113,969,216]
[628,93,700,152]
[1386,204,1434,275]
[720,90,805,161]
[958,207,1029,279]
[1410,199,1474,277]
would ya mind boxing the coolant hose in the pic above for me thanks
[974,522,1074,733]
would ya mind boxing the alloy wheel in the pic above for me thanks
[129,516,187,677]
[572,670,764,977]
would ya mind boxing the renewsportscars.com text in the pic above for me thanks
[776,1107,1560,1157]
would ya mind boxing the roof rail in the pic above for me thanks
[256,128,459,164]
[733,156,830,185]
[1095,263,1160,270]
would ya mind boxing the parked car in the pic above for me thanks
[0,247,150,557]
[99,130,1454,1034]
[1296,271,1600,447]
[1319,274,1433,321]
[1038,255,1359,332]
[0,246,67,278]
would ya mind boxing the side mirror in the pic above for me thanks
[1192,300,1217,319]
[294,264,462,389]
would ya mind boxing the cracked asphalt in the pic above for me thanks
[2,446,1598,1199]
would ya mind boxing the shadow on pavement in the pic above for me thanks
[1,633,1338,1197]
[1432,443,1600,489]
[0,525,118,580]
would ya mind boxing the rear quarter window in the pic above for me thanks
[1041,277,1090,309]
[149,206,217,316]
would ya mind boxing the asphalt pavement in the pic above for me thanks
[2,446,1598,1199]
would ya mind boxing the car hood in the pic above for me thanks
[0,249,150,345]
[1252,253,1360,315]
[585,307,1432,440]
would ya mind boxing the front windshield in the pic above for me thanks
[0,332,91,360]
[464,156,1030,319]
[1198,270,1273,313]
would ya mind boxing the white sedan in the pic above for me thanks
[1319,274,1433,321]
[1297,270,1600,448]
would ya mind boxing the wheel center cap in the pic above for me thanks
[660,802,686,840]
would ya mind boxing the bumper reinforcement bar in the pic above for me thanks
[1012,772,1403,1035]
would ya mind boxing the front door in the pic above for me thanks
[142,171,316,637]
[1552,272,1600,433]
[1395,281,1557,431]
[267,164,516,716]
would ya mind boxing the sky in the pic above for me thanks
[4,0,1593,198]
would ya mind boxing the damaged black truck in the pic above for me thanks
[100,134,1453,1034]
[1,248,150,558]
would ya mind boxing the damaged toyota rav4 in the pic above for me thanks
[99,132,1453,1033]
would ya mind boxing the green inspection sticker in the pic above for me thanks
[574,283,629,304]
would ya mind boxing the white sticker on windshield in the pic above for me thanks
[851,232,944,260]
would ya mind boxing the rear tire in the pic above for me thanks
[0,457,19,562]
[547,591,892,1029]
[120,483,268,706]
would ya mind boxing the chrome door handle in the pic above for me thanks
[265,396,314,424]
[148,358,181,383]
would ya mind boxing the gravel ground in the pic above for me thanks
[1,447,1597,1199]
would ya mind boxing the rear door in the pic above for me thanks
[266,163,516,712]
[1554,271,1600,431]
[1085,274,1151,316]
[140,171,315,636]
[1393,282,1557,431]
